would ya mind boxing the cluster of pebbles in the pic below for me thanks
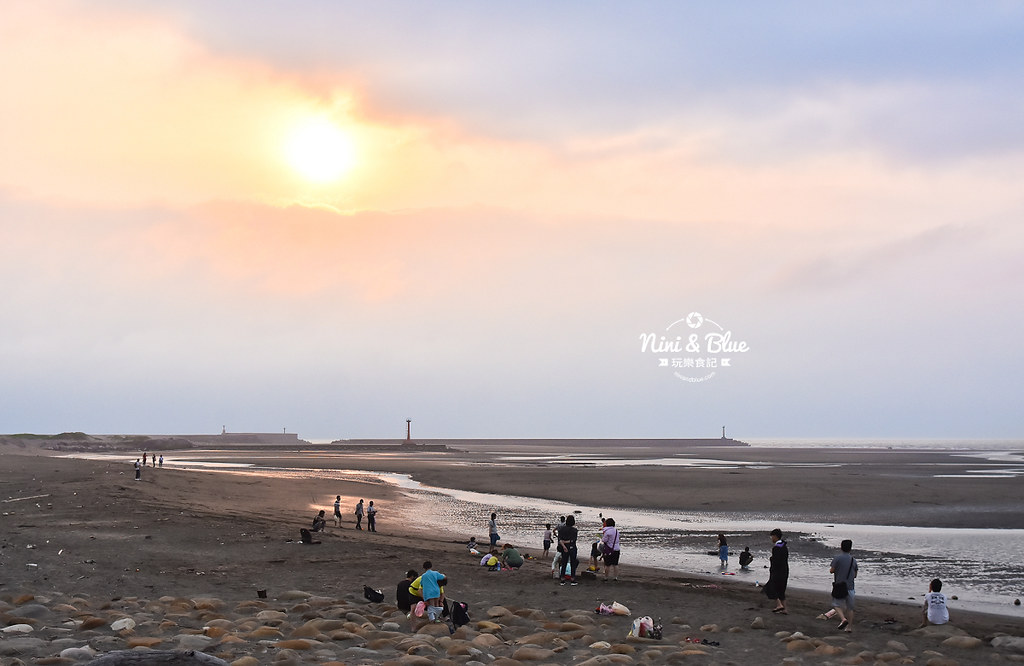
[1,589,1021,665]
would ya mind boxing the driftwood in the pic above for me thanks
[85,650,229,666]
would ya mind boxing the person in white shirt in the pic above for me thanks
[922,578,950,626]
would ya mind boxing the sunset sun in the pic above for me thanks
[284,118,357,183]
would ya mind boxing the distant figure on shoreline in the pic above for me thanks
[134,459,141,481]
[355,499,364,530]
[158,455,164,467]
[367,500,377,532]
[830,539,858,632]
[334,495,342,527]
[542,524,552,558]
[718,533,729,568]
[488,512,499,548]
[762,528,789,614]
[922,578,950,627]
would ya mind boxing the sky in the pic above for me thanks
[2,1,1023,440]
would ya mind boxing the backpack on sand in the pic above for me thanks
[450,600,470,627]
[363,585,385,603]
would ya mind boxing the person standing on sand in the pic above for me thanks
[355,499,364,530]
[600,517,621,581]
[763,528,789,613]
[367,500,377,532]
[542,524,552,558]
[333,495,342,527]
[158,455,164,467]
[557,514,580,585]
[488,512,499,548]
[419,561,447,622]
[718,533,729,568]
[134,459,141,481]
[830,539,858,632]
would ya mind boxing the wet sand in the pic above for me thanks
[2,445,1023,664]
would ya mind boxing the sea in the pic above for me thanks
[70,438,1024,619]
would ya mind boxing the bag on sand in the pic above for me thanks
[363,585,385,603]
[831,581,849,599]
[450,600,470,627]
[628,616,655,638]
[610,601,631,616]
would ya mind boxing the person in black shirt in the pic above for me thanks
[557,515,580,585]
[396,569,419,614]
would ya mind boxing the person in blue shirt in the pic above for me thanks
[419,561,447,621]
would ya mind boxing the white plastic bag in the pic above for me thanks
[628,615,654,637]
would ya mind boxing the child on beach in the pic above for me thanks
[419,561,446,621]
[542,524,552,558]
[922,578,950,626]
[481,549,500,570]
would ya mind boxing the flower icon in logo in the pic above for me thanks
[686,312,704,328]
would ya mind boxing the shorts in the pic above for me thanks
[490,533,499,546]
[602,550,620,566]
[831,589,855,610]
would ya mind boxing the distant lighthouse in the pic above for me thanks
[722,426,726,439]
[406,419,412,441]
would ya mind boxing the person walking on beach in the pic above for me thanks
[718,533,729,568]
[333,495,342,527]
[763,528,789,613]
[367,500,377,532]
[355,499,364,530]
[488,512,499,548]
[134,459,141,481]
[600,517,621,581]
[542,524,552,558]
[557,514,580,585]
[830,539,858,631]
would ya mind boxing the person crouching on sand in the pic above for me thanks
[922,578,950,627]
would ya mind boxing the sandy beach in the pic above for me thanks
[2,442,1024,665]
